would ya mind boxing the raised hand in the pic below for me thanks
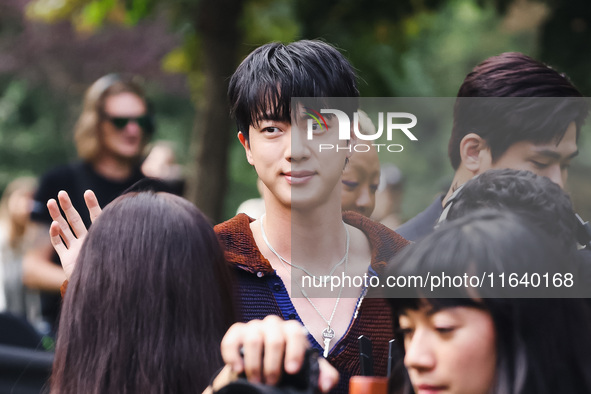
[48,190,102,279]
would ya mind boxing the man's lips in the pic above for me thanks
[283,171,316,185]
[416,384,446,394]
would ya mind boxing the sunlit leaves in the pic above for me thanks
[26,0,88,23]
[74,0,117,32]
[241,0,300,44]
[27,0,156,32]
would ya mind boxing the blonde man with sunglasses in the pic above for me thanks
[22,74,150,333]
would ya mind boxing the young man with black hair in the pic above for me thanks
[397,52,589,242]
[215,40,408,392]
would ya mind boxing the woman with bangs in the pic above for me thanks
[384,210,591,394]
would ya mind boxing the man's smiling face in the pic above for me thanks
[238,106,351,210]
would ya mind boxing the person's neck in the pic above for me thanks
[261,196,348,273]
[443,167,475,206]
[92,154,136,181]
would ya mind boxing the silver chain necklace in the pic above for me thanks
[259,214,349,284]
[260,215,349,357]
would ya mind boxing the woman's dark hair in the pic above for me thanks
[385,210,591,394]
[228,40,359,141]
[51,192,235,394]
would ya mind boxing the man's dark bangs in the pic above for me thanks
[531,97,587,140]
[453,97,587,163]
[230,40,359,137]
[235,66,342,132]
[488,98,587,163]
[242,74,357,130]
[246,83,291,130]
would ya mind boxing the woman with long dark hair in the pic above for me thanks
[50,191,235,393]
[385,210,591,394]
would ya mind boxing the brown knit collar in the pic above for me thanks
[215,212,408,276]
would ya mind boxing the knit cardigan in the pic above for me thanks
[214,212,409,393]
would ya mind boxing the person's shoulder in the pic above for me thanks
[344,211,407,242]
[396,194,444,242]
[215,214,274,275]
[214,213,254,237]
[235,198,265,219]
[34,162,83,204]
[32,163,80,224]
[38,162,79,185]
[343,211,409,268]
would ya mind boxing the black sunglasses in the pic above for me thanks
[105,115,153,132]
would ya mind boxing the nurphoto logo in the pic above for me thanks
[305,108,418,153]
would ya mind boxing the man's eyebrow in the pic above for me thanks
[259,113,283,121]
[254,113,290,125]
[532,149,579,160]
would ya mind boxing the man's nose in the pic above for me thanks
[287,125,310,161]
[545,165,565,189]
[355,186,375,215]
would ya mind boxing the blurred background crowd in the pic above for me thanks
[1,0,590,225]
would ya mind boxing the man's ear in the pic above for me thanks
[238,132,254,166]
[459,133,491,174]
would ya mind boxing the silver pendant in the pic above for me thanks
[322,326,335,358]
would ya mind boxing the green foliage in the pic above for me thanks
[77,0,117,31]
[27,0,159,29]
[241,0,300,45]
[223,136,260,220]
[162,47,193,74]
[26,0,91,24]
[384,0,537,97]
[146,89,195,164]
[539,0,591,95]
[0,78,74,191]
[126,0,153,24]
